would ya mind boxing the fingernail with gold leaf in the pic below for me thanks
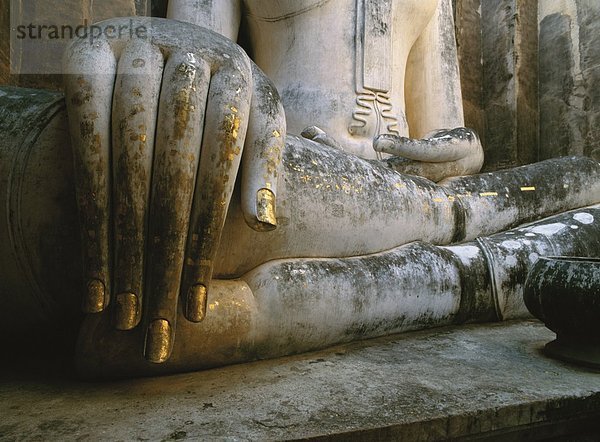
[256,188,277,228]
[114,292,139,330]
[186,284,208,323]
[83,279,106,313]
[144,319,172,364]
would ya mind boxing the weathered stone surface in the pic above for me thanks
[151,0,168,18]
[453,0,486,148]
[481,0,538,171]
[514,0,539,166]
[455,0,600,166]
[0,87,80,334]
[455,0,544,169]
[539,12,576,160]
[0,5,9,86]
[576,2,600,161]
[525,257,600,339]
[539,1,600,162]
[525,256,600,368]
[3,321,600,441]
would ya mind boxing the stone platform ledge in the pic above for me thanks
[2,320,600,441]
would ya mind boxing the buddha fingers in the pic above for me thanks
[111,41,164,331]
[374,128,482,163]
[181,65,253,324]
[143,53,210,363]
[374,128,484,181]
[241,62,286,232]
[64,40,117,315]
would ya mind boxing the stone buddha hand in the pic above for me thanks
[62,0,488,367]
[374,128,484,182]
[64,17,285,363]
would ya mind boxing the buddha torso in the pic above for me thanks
[3,0,440,158]
[243,0,439,158]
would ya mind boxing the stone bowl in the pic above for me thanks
[524,256,600,368]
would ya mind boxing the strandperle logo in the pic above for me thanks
[14,19,149,45]
[10,0,155,76]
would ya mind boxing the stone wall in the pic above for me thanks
[454,0,539,172]
[454,0,600,170]
[539,0,600,162]
[453,0,485,150]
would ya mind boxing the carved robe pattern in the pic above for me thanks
[349,0,400,156]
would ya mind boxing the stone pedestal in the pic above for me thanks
[3,321,600,440]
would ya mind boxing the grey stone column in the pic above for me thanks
[539,1,600,161]
[454,0,539,172]
[151,0,169,17]
[453,0,486,152]
[481,0,539,171]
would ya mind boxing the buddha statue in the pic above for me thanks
[1,0,599,377]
